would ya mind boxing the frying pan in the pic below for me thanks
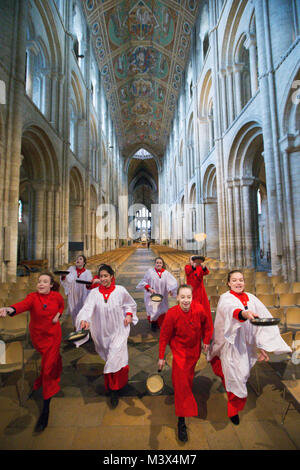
[76,279,92,286]
[150,293,163,302]
[146,369,165,395]
[250,317,280,327]
[65,329,89,343]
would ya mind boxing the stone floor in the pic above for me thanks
[0,248,300,451]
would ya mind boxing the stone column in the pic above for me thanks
[233,64,243,115]
[4,0,27,280]
[226,66,234,123]
[245,35,258,96]
[233,179,243,266]
[219,69,228,131]
[241,177,256,267]
[33,183,46,260]
[282,148,297,281]
[227,179,235,267]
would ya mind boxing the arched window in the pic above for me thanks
[70,102,76,152]
[18,200,23,223]
[257,189,262,215]
[73,3,85,74]
[240,43,251,108]
[203,32,209,59]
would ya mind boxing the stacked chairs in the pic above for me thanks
[86,246,137,277]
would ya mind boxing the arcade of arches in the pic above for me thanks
[0,0,300,282]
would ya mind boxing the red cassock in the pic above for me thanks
[11,291,64,400]
[185,265,211,315]
[159,302,213,417]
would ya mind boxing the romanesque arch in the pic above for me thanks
[203,164,220,259]
[19,124,60,266]
[227,121,267,269]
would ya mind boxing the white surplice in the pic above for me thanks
[61,266,93,325]
[207,291,292,398]
[75,285,138,374]
[136,268,178,321]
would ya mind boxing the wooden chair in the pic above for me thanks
[257,294,279,308]
[255,284,274,295]
[255,272,269,279]
[279,293,300,309]
[274,283,291,295]
[217,286,228,295]
[209,295,220,311]
[0,340,31,406]
[291,282,300,294]
[0,312,29,340]
[286,308,300,330]
[270,275,284,286]
[205,286,218,297]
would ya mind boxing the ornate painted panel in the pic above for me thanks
[82,0,199,157]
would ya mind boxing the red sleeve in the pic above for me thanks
[144,284,151,291]
[200,307,214,344]
[233,309,246,322]
[185,265,193,275]
[159,309,175,359]
[202,266,209,276]
[57,293,64,315]
[10,293,34,315]
[87,276,99,290]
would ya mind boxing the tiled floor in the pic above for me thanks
[0,248,299,450]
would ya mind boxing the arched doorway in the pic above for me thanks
[19,126,60,267]
[69,166,84,259]
[227,121,269,269]
[203,165,220,259]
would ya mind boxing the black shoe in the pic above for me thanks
[110,391,119,409]
[229,414,240,425]
[178,422,188,442]
[34,411,49,433]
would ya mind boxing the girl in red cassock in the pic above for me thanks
[185,255,211,315]
[158,284,213,442]
[0,273,64,433]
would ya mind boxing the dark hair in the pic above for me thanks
[76,254,87,266]
[177,284,193,295]
[39,272,60,291]
[227,270,244,284]
[98,264,115,276]
[154,257,166,269]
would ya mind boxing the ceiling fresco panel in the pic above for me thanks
[82,0,200,158]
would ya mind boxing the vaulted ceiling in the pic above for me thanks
[82,0,200,158]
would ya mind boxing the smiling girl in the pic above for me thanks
[158,284,213,442]
[207,270,292,425]
[0,272,64,432]
[76,264,138,409]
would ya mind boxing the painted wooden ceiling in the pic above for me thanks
[82,0,199,158]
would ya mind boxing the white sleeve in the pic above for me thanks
[75,289,97,330]
[61,266,76,295]
[251,295,292,354]
[220,295,245,345]
[136,269,152,290]
[165,271,178,296]
[121,287,138,325]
